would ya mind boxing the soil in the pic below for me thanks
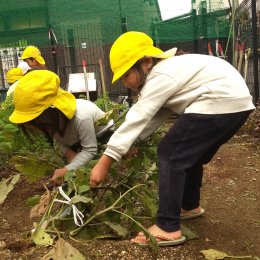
[0,134,259,260]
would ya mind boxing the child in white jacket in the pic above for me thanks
[90,31,255,246]
[9,70,111,184]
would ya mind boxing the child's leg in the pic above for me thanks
[156,111,251,233]
[181,162,203,211]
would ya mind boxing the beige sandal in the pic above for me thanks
[180,208,205,220]
[131,232,186,247]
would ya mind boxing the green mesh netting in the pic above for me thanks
[0,0,231,92]
[0,0,230,46]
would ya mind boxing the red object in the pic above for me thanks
[82,59,87,67]
[208,42,213,56]
[218,43,224,57]
[239,42,245,52]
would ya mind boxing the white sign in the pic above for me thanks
[67,73,96,93]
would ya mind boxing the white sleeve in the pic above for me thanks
[65,116,97,171]
[137,107,173,142]
[104,73,179,161]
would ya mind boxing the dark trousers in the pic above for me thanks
[156,110,252,232]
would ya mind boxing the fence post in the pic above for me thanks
[192,9,199,54]
[67,29,77,73]
[251,0,259,104]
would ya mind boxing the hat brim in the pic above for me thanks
[9,88,76,124]
[112,47,177,83]
[35,55,45,65]
[9,109,43,124]
[52,89,76,119]
[152,47,177,59]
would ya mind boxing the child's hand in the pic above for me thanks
[90,163,109,187]
[51,167,68,185]
[90,155,115,187]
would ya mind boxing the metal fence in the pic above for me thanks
[0,1,259,103]
[237,0,260,103]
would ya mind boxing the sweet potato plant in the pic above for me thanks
[0,94,164,247]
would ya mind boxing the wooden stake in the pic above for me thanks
[237,42,245,74]
[244,48,252,82]
[98,58,108,111]
[82,59,90,100]
[234,41,239,69]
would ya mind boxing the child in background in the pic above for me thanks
[21,45,47,70]
[90,31,255,246]
[9,70,112,184]
[17,60,31,73]
[6,61,31,96]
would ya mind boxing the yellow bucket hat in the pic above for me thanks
[9,70,76,124]
[21,45,46,65]
[6,68,24,84]
[109,31,177,83]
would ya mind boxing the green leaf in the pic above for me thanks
[10,155,55,181]
[181,225,198,240]
[104,221,128,237]
[78,185,90,194]
[70,195,93,204]
[31,223,53,247]
[26,195,41,207]
[0,174,20,204]
[139,192,158,217]
[74,224,119,240]
[113,209,159,255]
[0,142,12,154]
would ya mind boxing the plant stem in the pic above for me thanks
[112,209,158,256]
[70,184,144,236]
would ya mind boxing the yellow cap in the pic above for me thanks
[110,31,177,83]
[21,46,46,65]
[6,68,24,84]
[9,70,76,124]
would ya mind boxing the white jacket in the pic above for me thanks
[104,54,255,161]
[54,99,105,170]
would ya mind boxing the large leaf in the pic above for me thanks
[10,154,55,181]
[0,174,20,204]
[26,195,41,207]
[41,238,86,260]
[140,188,158,217]
[181,225,198,240]
[72,223,120,240]
[104,221,128,237]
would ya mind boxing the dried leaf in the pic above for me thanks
[201,249,229,259]
[41,238,85,260]
[30,190,51,218]
[200,249,252,260]
[0,174,20,204]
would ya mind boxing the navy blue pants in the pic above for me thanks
[156,111,252,232]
